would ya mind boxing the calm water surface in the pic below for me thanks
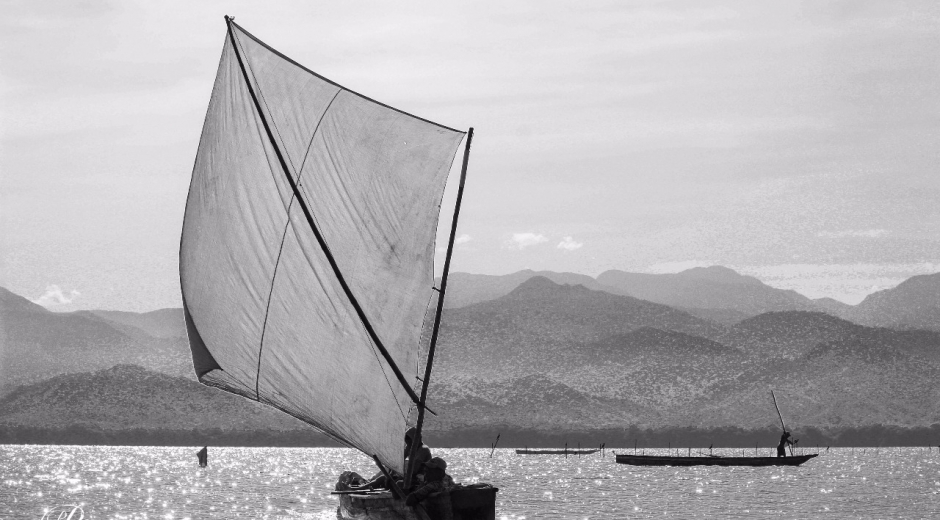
[1,445,939,519]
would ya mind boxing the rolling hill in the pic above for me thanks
[2,273,939,446]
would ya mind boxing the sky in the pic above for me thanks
[1,0,938,311]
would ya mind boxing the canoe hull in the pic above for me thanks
[515,449,599,455]
[338,486,498,520]
[615,453,818,467]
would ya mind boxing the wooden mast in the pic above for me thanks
[404,128,474,488]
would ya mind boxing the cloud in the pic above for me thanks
[816,229,889,238]
[556,236,583,251]
[455,234,472,245]
[507,232,548,249]
[32,284,80,306]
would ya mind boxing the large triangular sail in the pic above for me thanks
[179,19,466,472]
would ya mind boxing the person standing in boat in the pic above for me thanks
[776,431,794,457]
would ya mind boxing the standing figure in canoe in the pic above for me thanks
[776,431,794,457]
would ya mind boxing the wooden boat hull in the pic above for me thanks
[338,486,498,520]
[515,449,599,455]
[615,453,818,467]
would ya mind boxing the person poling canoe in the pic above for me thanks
[776,431,794,457]
[771,390,798,456]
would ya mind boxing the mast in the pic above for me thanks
[404,128,474,487]
[222,16,422,406]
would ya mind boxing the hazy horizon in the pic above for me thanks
[8,263,937,313]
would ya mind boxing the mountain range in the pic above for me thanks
[442,267,940,331]
[424,278,940,434]
[1,265,939,446]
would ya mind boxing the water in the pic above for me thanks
[1,445,938,519]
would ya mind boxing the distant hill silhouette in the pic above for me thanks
[425,308,940,433]
[82,308,186,339]
[441,266,869,325]
[3,272,940,444]
[849,272,940,331]
[0,287,192,390]
[596,266,818,315]
[719,311,864,359]
[440,270,605,308]
[0,365,332,445]
[434,276,726,378]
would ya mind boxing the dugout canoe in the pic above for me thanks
[615,453,818,467]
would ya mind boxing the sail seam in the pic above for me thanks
[234,41,298,400]
[252,89,343,400]
[297,89,342,174]
[253,204,293,400]
[297,126,407,422]
[230,20,465,135]
[281,90,413,422]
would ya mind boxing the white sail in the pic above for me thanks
[180,21,465,472]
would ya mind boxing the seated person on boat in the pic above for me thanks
[405,457,449,506]
[345,426,432,491]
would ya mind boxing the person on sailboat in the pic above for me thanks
[777,431,794,457]
[404,426,433,472]
[346,427,432,490]
[405,457,449,506]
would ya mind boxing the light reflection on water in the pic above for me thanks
[1,445,938,519]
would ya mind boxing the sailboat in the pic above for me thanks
[180,16,497,519]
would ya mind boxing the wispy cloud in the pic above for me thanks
[506,232,548,249]
[557,236,583,251]
[817,229,888,238]
[455,234,472,245]
[32,284,80,306]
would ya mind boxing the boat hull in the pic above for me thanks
[338,486,498,520]
[515,449,599,455]
[615,453,818,467]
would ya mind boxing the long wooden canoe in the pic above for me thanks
[515,448,600,455]
[615,453,818,467]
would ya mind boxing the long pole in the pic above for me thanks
[404,128,474,488]
[771,390,793,456]
[223,16,421,406]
